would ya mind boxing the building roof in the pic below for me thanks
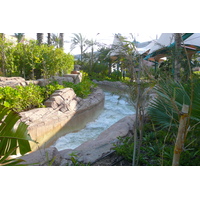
[144,33,200,62]
[109,34,127,58]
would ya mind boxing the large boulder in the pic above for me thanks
[0,77,27,87]
[44,88,78,112]
[19,147,62,166]
[93,80,129,90]
[50,76,74,84]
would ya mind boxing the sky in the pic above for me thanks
[9,32,161,55]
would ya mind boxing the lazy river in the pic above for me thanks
[52,91,135,151]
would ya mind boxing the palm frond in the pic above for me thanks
[148,78,200,134]
[0,105,35,157]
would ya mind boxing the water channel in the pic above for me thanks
[52,91,135,151]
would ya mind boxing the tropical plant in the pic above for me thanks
[148,78,200,165]
[51,33,60,48]
[113,136,134,163]
[85,33,100,70]
[174,33,182,81]
[59,33,64,49]
[71,33,88,63]
[45,33,64,49]
[0,39,74,79]
[67,152,90,166]
[14,33,25,43]
[0,84,45,112]
[63,72,97,98]
[0,105,36,165]
[0,33,6,76]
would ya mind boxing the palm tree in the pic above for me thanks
[37,33,44,45]
[48,33,64,49]
[174,33,182,82]
[148,78,200,165]
[14,33,25,43]
[97,47,113,74]
[86,33,100,69]
[0,33,6,76]
[59,33,64,49]
[51,33,60,48]
[71,33,88,63]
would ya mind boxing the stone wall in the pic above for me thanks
[93,80,129,93]
[0,77,39,87]
[0,74,82,88]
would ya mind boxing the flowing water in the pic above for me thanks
[52,91,135,151]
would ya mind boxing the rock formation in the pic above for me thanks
[19,87,105,151]
[19,114,135,166]
[0,73,82,88]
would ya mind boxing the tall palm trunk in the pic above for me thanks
[90,43,94,70]
[47,33,51,46]
[37,33,44,45]
[59,33,64,49]
[174,33,182,82]
[80,42,83,63]
[172,104,189,166]
[0,33,6,76]
[132,56,143,166]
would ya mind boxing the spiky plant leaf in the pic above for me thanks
[148,78,200,134]
[0,105,35,157]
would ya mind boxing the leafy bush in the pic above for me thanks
[0,38,74,79]
[0,74,97,112]
[0,84,44,112]
[41,81,65,100]
[63,73,97,98]
[113,120,200,166]
[113,136,134,163]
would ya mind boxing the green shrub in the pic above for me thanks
[0,38,74,79]
[41,81,65,100]
[63,73,97,98]
[0,84,44,112]
[113,136,134,163]
[0,74,97,112]
[113,121,200,166]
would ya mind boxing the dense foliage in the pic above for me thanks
[0,84,44,112]
[0,39,74,79]
[0,74,97,112]
[113,120,200,166]
[113,77,200,166]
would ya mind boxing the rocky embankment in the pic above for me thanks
[19,87,105,151]
[0,74,82,88]
[0,76,105,152]
[19,114,135,166]
[18,79,156,166]
[93,80,129,92]
[6,78,154,166]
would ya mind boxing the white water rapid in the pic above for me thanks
[52,91,135,151]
